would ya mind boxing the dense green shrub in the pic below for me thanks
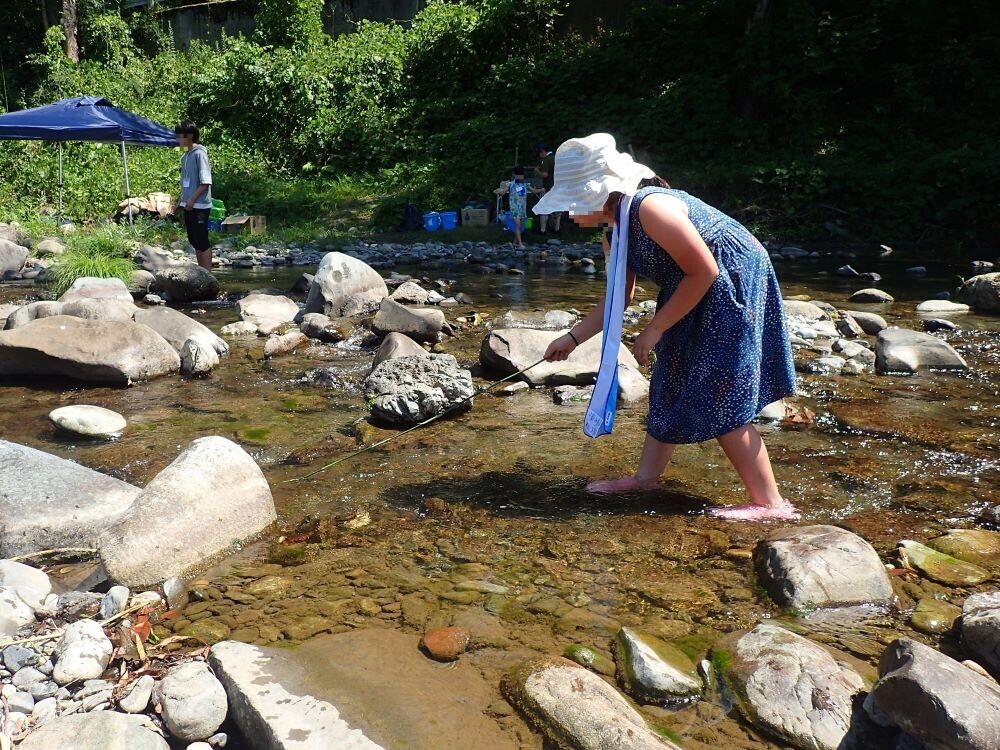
[47,225,137,296]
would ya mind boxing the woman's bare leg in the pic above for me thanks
[711,424,799,519]
[587,433,675,493]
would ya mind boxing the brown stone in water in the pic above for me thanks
[420,626,471,662]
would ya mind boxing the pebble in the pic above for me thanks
[2,645,37,672]
[31,696,57,725]
[118,674,155,713]
[13,666,46,690]
[419,626,471,662]
[8,690,34,713]
[99,586,130,619]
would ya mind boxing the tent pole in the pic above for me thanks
[57,142,63,225]
[120,140,133,226]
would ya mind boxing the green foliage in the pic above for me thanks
[48,225,136,296]
[256,0,325,49]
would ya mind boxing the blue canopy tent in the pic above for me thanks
[0,96,178,223]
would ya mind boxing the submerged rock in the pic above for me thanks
[299,312,346,343]
[305,252,388,317]
[613,627,702,704]
[17,712,169,750]
[501,657,679,750]
[915,300,970,313]
[263,330,308,358]
[898,540,990,586]
[99,436,277,587]
[0,440,140,556]
[48,405,127,438]
[865,638,1000,750]
[156,661,228,741]
[875,328,968,374]
[364,354,474,426]
[372,297,446,343]
[420,626,471,662]
[754,525,894,609]
[719,622,867,750]
[909,597,961,635]
[563,644,616,677]
[0,316,180,385]
[927,528,1000,571]
[961,591,1000,677]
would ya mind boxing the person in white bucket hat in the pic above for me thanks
[538,133,799,521]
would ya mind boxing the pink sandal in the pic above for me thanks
[586,477,662,494]
[708,500,801,522]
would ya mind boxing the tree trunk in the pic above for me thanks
[41,0,50,31]
[62,0,78,62]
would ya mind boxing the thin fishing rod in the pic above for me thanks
[283,357,548,483]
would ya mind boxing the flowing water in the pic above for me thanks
[1,254,997,749]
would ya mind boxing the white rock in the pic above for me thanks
[915,300,970,313]
[0,586,35,637]
[0,560,51,611]
[876,328,968,374]
[263,331,308,358]
[53,620,113,685]
[57,277,133,305]
[305,252,388,317]
[99,586,130,619]
[119,674,155,714]
[17,712,169,750]
[238,294,300,335]
[220,321,258,336]
[156,661,228,741]
[48,405,127,438]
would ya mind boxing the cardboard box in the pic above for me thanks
[461,208,490,227]
[221,215,267,235]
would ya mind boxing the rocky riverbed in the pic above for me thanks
[0,223,999,749]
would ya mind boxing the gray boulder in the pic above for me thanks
[390,281,430,305]
[957,272,1000,312]
[720,623,867,750]
[34,238,65,256]
[238,293,300,335]
[180,337,220,376]
[0,316,180,385]
[372,332,427,370]
[298,312,346,343]
[849,289,894,304]
[865,638,1000,750]
[18,712,169,750]
[133,306,229,356]
[502,657,678,749]
[209,640,385,750]
[99,436,276,587]
[961,592,1000,677]
[52,619,113,684]
[3,301,63,329]
[58,276,133,305]
[844,311,888,335]
[0,238,29,275]
[156,661,228,741]
[0,223,22,244]
[48,405,127,438]
[4,299,136,329]
[783,300,829,320]
[372,297,446,343]
[263,330,308,358]
[305,252,388,317]
[134,244,182,272]
[613,627,702,704]
[152,265,220,303]
[364,355,473,426]
[0,440,140,556]
[876,328,968,374]
[754,525,893,608]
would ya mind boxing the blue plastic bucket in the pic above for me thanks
[501,211,522,233]
[423,212,441,232]
[207,219,222,232]
[440,211,458,230]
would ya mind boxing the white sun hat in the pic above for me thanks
[532,133,655,216]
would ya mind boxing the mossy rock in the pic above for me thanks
[613,627,702,705]
[899,540,990,586]
[927,529,1000,572]
[910,597,961,635]
[563,644,616,676]
[180,618,231,644]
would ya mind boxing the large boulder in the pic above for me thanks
[481,328,640,387]
[209,640,385,749]
[372,297,446,343]
[875,328,968,374]
[0,316,180,385]
[152,265,220,303]
[371,332,427,370]
[364,355,474,426]
[133,306,229,356]
[0,440,140,556]
[99,436,276,587]
[3,301,63,329]
[613,627,702,704]
[156,661,228,741]
[754,525,894,609]
[501,657,679,750]
[4,298,137,330]
[58,276,133,305]
[238,293,300,335]
[719,623,867,750]
[865,638,1000,750]
[957,272,1000,312]
[0,238,29,275]
[962,591,1000,677]
[18,712,169,750]
[305,252,388,317]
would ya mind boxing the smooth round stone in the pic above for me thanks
[910,597,961,635]
[48,405,126,438]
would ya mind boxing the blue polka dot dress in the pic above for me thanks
[626,187,795,444]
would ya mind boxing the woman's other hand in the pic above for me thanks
[631,326,662,366]
[544,333,577,361]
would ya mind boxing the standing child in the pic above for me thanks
[494,166,538,249]
[175,120,214,271]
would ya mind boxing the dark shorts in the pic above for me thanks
[184,208,211,252]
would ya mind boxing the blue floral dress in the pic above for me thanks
[626,187,795,444]
[507,180,529,219]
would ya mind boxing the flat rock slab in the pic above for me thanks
[875,328,968,374]
[48,405,126,438]
[0,440,140,556]
[212,629,521,750]
[501,657,678,750]
[0,316,180,385]
[754,525,893,608]
[719,622,866,750]
[58,276,133,304]
[99,436,276,587]
[866,638,1000,750]
[18,711,168,750]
